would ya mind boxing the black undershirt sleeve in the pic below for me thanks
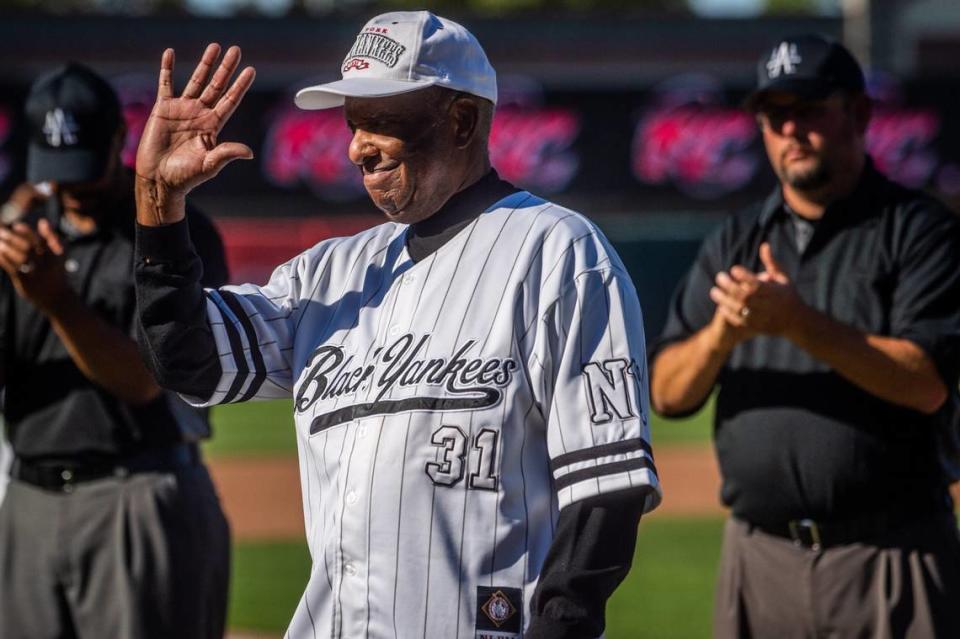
[134,218,222,400]
[186,208,230,288]
[526,491,645,639]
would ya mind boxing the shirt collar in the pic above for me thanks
[759,156,883,230]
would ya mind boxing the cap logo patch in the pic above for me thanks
[343,32,407,70]
[343,59,371,73]
[766,42,802,78]
[42,108,79,147]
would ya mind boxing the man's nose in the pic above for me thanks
[779,116,800,137]
[348,129,378,166]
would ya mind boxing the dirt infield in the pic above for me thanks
[209,444,725,541]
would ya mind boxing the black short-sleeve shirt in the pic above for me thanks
[654,161,960,525]
[0,186,228,464]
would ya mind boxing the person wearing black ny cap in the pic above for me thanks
[651,34,960,637]
[0,63,231,639]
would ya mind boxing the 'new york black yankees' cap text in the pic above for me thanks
[25,63,123,184]
[745,34,865,111]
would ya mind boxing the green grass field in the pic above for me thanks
[229,517,723,637]
[213,398,719,636]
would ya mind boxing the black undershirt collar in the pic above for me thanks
[406,169,519,263]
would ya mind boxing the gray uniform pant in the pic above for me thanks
[0,465,230,639]
[714,515,960,639]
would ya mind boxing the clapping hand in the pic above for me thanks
[709,242,804,344]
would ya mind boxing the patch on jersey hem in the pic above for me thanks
[476,586,522,638]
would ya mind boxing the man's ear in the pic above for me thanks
[450,97,480,149]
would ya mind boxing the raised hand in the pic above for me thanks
[136,44,256,226]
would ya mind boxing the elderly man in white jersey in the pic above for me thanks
[133,11,661,638]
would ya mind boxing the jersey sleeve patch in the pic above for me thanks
[581,358,643,424]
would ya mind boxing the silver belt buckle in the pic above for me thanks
[788,518,822,551]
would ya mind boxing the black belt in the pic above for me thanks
[11,443,201,493]
[746,506,950,550]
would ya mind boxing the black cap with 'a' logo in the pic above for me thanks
[24,63,123,184]
[744,34,865,111]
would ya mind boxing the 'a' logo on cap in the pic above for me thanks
[766,42,802,78]
[42,108,80,147]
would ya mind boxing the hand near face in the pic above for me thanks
[136,44,255,224]
[0,220,70,315]
[709,242,804,344]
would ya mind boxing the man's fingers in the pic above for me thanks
[717,305,747,328]
[182,43,221,99]
[710,286,740,312]
[37,219,64,256]
[0,226,37,254]
[214,66,256,128]
[759,242,785,278]
[0,240,31,266]
[203,142,254,176]
[729,265,758,284]
[715,272,747,298]
[158,48,175,99]
[199,45,241,107]
[0,253,17,278]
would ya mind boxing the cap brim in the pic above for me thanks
[295,77,438,110]
[27,143,110,184]
[743,77,834,111]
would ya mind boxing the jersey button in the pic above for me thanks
[344,563,357,577]
[346,491,358,505]
[357,425,367,438]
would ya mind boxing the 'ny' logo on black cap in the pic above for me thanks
[42,108,80,147]
[766,42,802,78]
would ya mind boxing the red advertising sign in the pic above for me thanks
[490,105,581,194]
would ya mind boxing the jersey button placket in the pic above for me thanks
[337,421,372,635]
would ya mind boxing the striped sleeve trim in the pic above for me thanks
[551,438,661,513]
[205,290,251,404]
[554,456,656,492]
[549,437,653,473]
[218,290,267,402]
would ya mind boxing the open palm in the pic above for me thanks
[137,44,255,202]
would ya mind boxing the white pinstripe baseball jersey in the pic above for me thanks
[190,191,661,638]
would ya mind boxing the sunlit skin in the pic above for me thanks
[755,90,871,219]
[134,44,492,228]
[344,87,490,224]
[652,85,947,418]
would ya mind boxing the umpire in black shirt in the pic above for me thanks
[651,35,960,638]
[0,64,230,639]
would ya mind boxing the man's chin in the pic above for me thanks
[369,192,420,224]
[784,165,830,191]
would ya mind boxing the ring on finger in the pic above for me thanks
[739,306,751,318]
[18,261,35,274]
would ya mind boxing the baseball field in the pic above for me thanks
[204,399,722,639]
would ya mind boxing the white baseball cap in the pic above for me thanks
[295,11,497,110]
